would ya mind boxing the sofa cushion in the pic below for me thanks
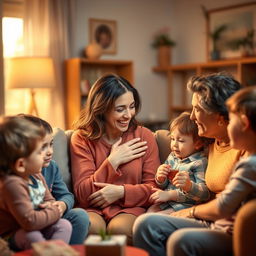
[52,128,72,191]
[52,128,170,191]
[154,129,171,164]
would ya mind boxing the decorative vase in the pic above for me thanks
[158,45,171,67]
[211,50,220,60]
[85,43,102,60]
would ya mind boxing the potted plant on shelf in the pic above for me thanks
[152,27,176,67]
[227,28,255,57]
[209,24,227,60]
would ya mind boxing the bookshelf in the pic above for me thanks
[65,58,133,129]
[153,57,256,120]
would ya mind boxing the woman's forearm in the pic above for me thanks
[193,199,222,221]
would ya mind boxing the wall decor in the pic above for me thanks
[206,2,256,60]
[89,18,117,54]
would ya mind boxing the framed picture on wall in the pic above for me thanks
[206,2,256,60]
[89,18,117,54]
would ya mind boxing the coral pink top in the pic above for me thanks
[70,126,160,220]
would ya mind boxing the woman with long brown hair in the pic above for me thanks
[70,74,160,244]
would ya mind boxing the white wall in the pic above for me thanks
[171,0,253,64]
[72,0,251,122]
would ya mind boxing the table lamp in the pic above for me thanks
[6,57,56,116]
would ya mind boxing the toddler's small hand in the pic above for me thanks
[173,171,192,192]
[156,176,165,183]
[38,201,52,209]
[156,164,170,183]
[53,201,67,215]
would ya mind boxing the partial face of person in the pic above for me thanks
[227,112,245,150]
[42,133,54,167]
[105,91,136,136]
[170,128,198,159]
[23,140,44,176]
[190,93,222,139]
[99,33,111,49]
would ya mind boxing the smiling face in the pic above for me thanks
[190,93,228,141]
[104,91,135,138]
[170,128,198,159]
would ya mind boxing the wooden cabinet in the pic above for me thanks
[65,58,133,128]
[153,58,256,120]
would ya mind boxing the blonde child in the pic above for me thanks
[148,112,210,213]
[0,116,72,251]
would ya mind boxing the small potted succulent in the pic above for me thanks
[85,229,127,256]
[99,228,111,241]
[152,27,176,66]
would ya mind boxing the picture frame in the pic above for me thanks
[206,2,256,61]
[89,18,117,54]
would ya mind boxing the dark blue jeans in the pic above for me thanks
[133,213,232,256]
[63,208,90,244]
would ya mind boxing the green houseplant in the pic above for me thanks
[99,229,111,241]
[210,24,227,60]
[85,231,127,256]
[152,27,176,48]
[227,29,255,57]
[152,27,176,66]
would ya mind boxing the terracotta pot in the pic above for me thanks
[85,43,102,59]
[158,46,171,67]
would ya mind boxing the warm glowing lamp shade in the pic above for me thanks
[6,57,55,115]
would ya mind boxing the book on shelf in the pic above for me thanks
[80,80,91,95]
[82,68,103,87]
[81,95,87,107]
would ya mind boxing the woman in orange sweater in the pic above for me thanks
[133,73,246,256]
[70,74,160,244]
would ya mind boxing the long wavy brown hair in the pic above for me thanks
[73,74,141,140]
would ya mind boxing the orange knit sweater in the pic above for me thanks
[70,126,160,221]
[205,140,245,195]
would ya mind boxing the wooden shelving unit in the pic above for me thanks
[65,58,133,128]
[153,57,256,120]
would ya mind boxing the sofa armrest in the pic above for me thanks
[233,198,256,256]
[154,129,171,164]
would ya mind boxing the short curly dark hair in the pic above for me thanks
[187,73,242,120]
